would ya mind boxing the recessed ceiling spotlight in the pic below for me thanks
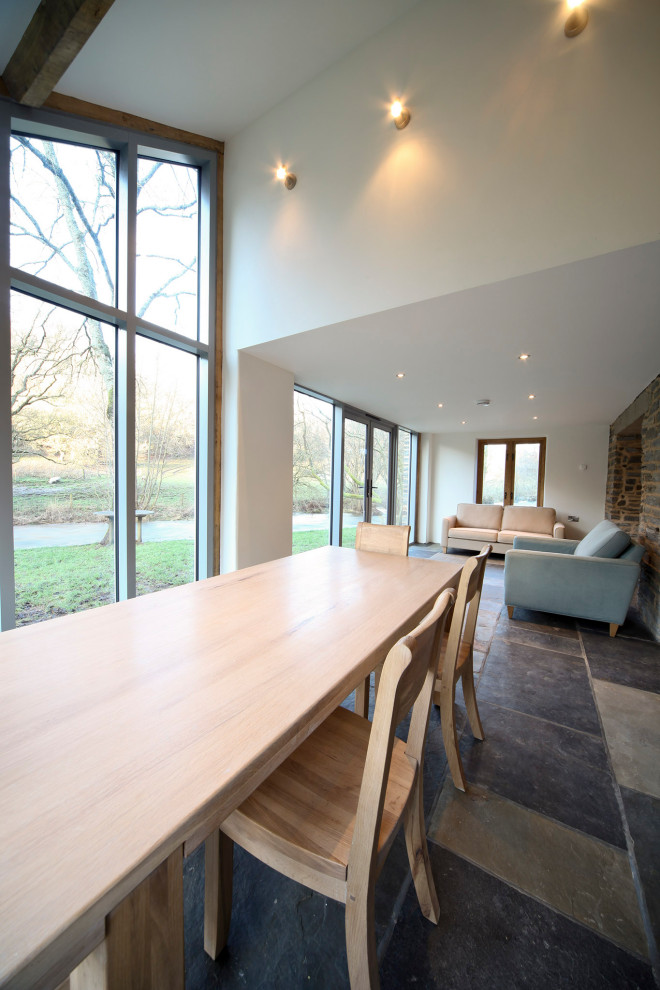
[396,372,405,378]
[565,0,588,37]
[461,420,466,425]
[437,403,443,408]
[528,393,535,399]
[275,165,297,190]
[390,99,411,129]
[518,353,530,361]
[533,415,539,420]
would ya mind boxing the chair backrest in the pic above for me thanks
[348,588,454,881]
[355,521,410,556]
[441,544,491,685]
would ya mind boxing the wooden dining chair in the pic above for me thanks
[434,544,491,791]
[354,521,411,555]
[354,521,410,716]
[204,587,455,990]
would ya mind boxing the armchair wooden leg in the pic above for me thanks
[609,623,619,637]
[440,685,467,792]
[507,605,514,619]
[403,777,439,924]
[204,829,234,959]
[461,665,484,741]
[345,885,379,990]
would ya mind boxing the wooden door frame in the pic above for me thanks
[476,438,546,506]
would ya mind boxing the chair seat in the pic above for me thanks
[223,705,416,883]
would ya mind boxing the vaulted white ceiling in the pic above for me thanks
[0,0,423,139]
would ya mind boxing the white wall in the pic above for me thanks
[428,424,609,542]
[221,352,293,571]
[223,0,660,351]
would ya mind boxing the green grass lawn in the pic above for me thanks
[292,527,358,554]
[14,540,194,626]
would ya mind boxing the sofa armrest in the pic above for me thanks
[553,522,566,539]
[512,536,579,553]
[504,549,641,625]
[441,515,457,548]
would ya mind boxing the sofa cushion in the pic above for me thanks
[448,527,499,543]
[498,528,560,544]
[575,520,630,559]
[456,503,503,529]
[501,505,556,535]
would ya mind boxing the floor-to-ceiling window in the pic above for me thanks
[292,387,418,553]
[1,105,216,629]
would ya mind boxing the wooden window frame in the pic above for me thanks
[476,438,546,506]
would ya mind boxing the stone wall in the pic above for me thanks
[606,375,660,639]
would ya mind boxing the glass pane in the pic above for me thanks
[342,419,367,548]
[11,292,115,626]
[482,443,506,504]
[370,428,391,524]
[396,429,411,525]
[10,135,116,304]
[136,158,199,338]
[513,443,541,505]
[135,336,196,596]
[292,391,332,554]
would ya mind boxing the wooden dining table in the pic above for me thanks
[0,545,463,990]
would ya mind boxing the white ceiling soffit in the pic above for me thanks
[247,240,660,433]
[0,0,422,139]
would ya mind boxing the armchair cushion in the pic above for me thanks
[575,520,630,559]
[512,536,579,553]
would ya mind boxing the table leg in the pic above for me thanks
[70,847,184,990]
[354,674,370,718]
[204,828,234,959]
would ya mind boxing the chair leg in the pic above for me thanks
[204,829,234,959]
[440,684,467,791]
[461,664,484,741]
[404,776,439,924]
[345,885,379,990]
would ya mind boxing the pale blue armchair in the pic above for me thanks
[504,520,644,637]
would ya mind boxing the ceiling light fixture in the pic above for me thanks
[476,399,491,407]
[461,420,466,425]
[528,394,535,399]
[533,415,539,420]
[565,0,588,37]
[390,99,411,130]
[276,165,297,190]
[396,372,405,378]
[518,353,530,361]
[437,403,443,408]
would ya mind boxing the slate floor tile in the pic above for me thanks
[583,633,660,694]
[380,845,656,990]
[503,606,578,634]
[458,701,625,846]
[428,783,648,958]
[496,616,582,656]
[621,786,660,953]
[477,638,601,735]
[593,680,660,799]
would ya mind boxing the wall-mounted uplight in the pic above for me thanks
[276,165,297,190]
[565,0,588,37]
[390,99,411,130]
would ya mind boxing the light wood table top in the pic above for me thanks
[0,546,463,990]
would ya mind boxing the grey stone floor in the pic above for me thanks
[181,549,660,989]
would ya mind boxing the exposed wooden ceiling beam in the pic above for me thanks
[2,0,116,107]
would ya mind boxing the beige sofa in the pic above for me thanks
[440,503,565,555]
